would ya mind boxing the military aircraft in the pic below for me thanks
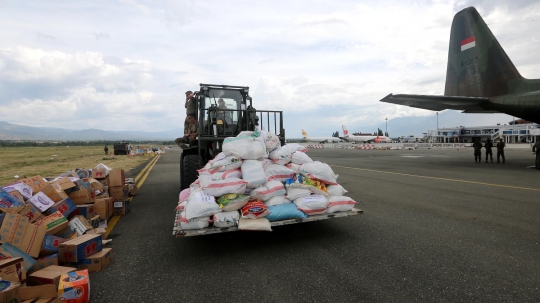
[301,130,341,143]
[341,125,391,143]
[380,7,540,123]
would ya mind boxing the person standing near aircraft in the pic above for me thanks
[184,90,196,135]
[497,139,506,164]
[473,138,483,163]
[533,140,540,169]
[484,139,493,163]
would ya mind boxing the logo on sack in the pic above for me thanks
[22,188,31,195]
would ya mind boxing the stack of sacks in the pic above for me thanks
[175,131,358,231]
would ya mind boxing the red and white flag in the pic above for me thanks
[461,36,476,51]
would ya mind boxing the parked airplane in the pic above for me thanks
[380,7,540,123]
[341,125,391,143]
[301,130,341,143]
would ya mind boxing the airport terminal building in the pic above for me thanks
[425,120,540,144]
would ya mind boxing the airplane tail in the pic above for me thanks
[342,125,350,137]
[301,129,308,139]
[444,7,522,98]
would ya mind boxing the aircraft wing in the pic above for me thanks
[380,94,495,113]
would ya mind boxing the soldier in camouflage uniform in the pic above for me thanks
[473,138,483,163]
[496,139,506,164]
[484,139,493,163]
[533,140,540,170]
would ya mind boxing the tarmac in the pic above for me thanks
[90,146,540,302]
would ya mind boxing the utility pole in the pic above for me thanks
[385,117,388,136]
[436,112,439,143]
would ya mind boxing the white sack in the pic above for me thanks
[290,151,313,165]
[211,168,242,181]
[223,133,267,160]
[299,161,338,185]
[264,195,290,206]
[202,178,248,197]
[265,164,294,182]
[180,215,210,230]
[241,160,267,188]
[213,211,240,228]
[293,194,329,215]
[184,190,221,220]
[209,156,242,173]
[326,196,357,213]
[286,187,311,200]
[249,181,286,201]
[238,217,272,231]
[285,163,302,174]
[327,184,348,196]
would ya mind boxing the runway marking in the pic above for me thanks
[331,164,540,192]
[105,155,160,238]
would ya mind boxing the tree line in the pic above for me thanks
[0,140,176,147]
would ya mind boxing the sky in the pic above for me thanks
[1,0,540,137]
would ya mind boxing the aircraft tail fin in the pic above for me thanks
[301,129,308,139]
[342,125,350,137]
[445,7,522,98]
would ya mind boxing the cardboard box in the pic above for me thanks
[28,265,76,288]
[29,254,59,274]
[51,177,76,192]
[85,228,106,238]
[3,188,25,204]
[93,198,111,220]
[75,205,94,220]
[58,270,89,302]
[3,183,33,200]
[109,186,128,202]
[97,175,110,187]
[92,164,110,179]
[89,178,104,196]
[65,248,112,272]
[0,212,29,246]
[27,192,55,212]
[59,234,102,263]
[0,281,20,303]
[39,184,68,203]
[109,169,125,187]
[41,234,67,255]
[20,223,47,258]
[18,176,48,195]
[0,188,25,208]
[67,189,93,205]
[35,212,68,236]
[46,198,77,218]
[19,284,58,303]
[0,257,27,284]
[113,200,130,216]
[128,184,138,196]
[68,216,92,236]
[17,203,43,223]
[0,242,36,272]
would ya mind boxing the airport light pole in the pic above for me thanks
[385,117,388,136]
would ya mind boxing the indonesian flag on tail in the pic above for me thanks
[461,36,476,51]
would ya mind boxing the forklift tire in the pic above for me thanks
[181,155,200,190]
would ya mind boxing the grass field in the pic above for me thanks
[0,145,158,186]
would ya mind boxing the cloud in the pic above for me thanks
[93,32,110,40]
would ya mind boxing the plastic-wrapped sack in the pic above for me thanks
[198,175,212,188]
[209,156,242,173]
[223,132,267,160]
[175,200,187,211]
[327,184,348,196]
[249,181,286,201]
[241,160,267,188]
[203,178,248,197]
[241,200,270,218]
[184,189,222,220]
[265,164,294,182]
[299,161,338,185]
[290,151,313,165]
[238,217,272,231]
[285,163,302,174]
[293,195,329,215]
[288,175,329,197]
[326,196,357,213]
[213,211,240,228]
[197,163,212,175]
[179,188,190,202]
[264,195,290,206]
[266,203,307,221]
[286,187,311,200]
[211,168,242,181]
[208,152,226,165]
[217,194,250,211]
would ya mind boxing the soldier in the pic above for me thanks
[496,138,506,164]
[184,90,196,135]
[533,140,540,170]
[175,114,198,149]
[484,139,493,163]
[104,145,109,155]
[473,138,483,163]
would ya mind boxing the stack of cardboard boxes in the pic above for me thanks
[0,164,134,302]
